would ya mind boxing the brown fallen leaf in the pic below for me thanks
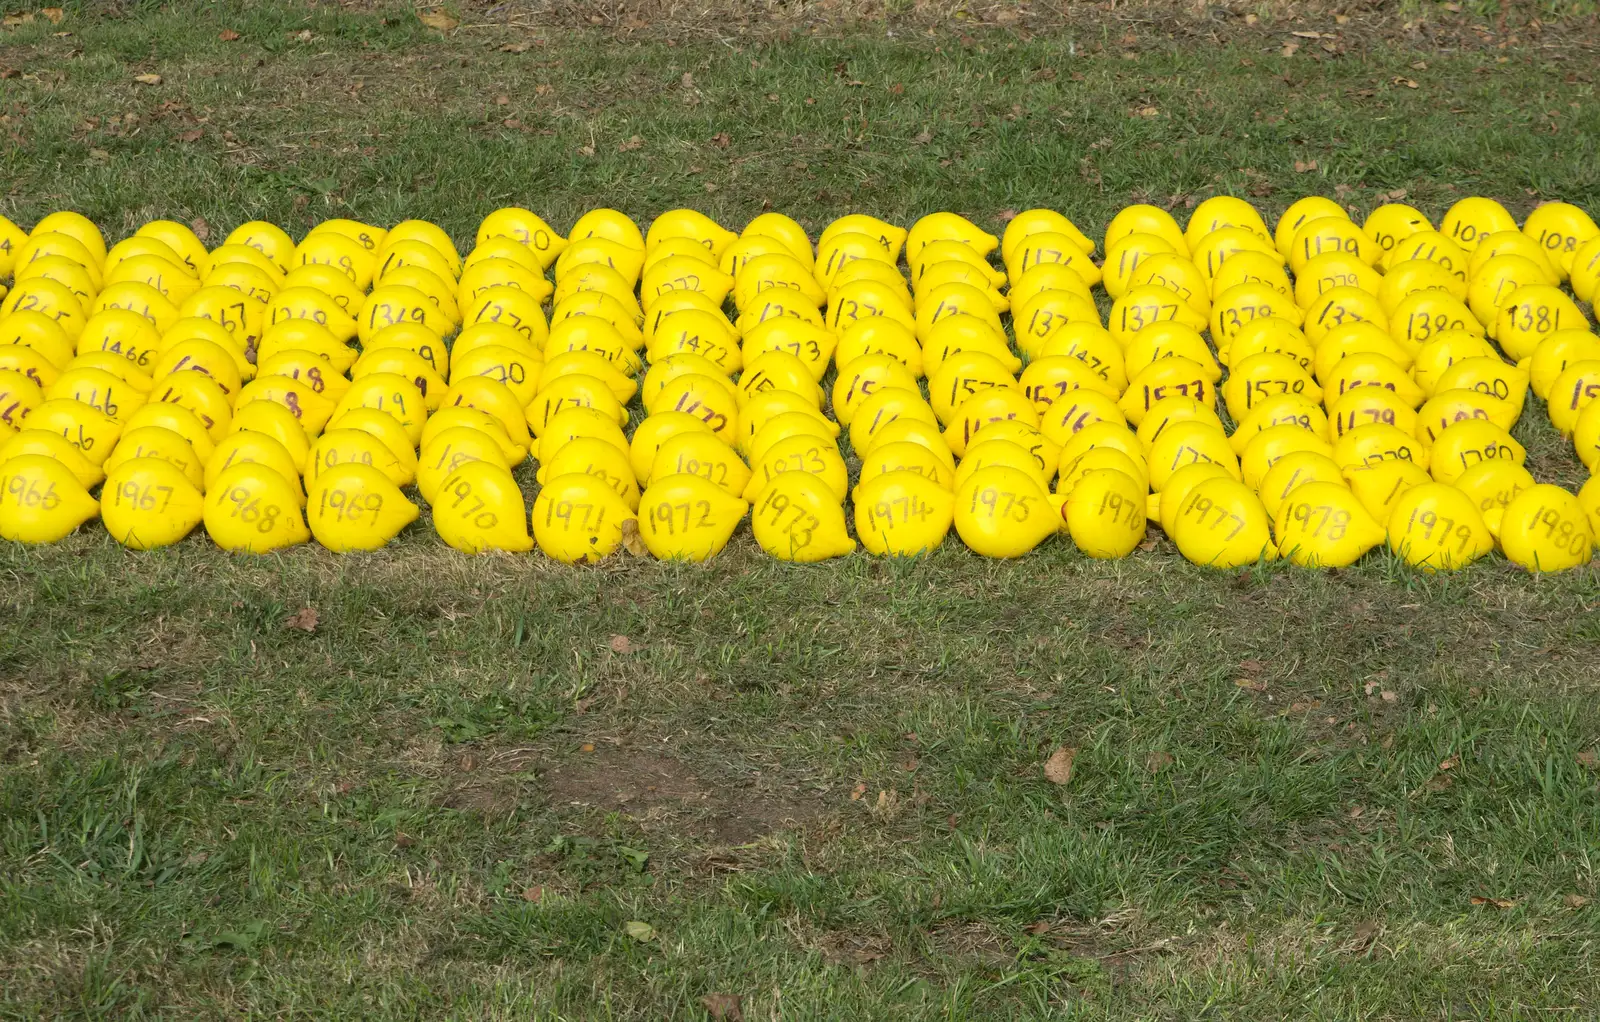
[190,217,210,243]
[1393,77,1419,89]
[2,13,34,27]
[618,135,643,152]
[1575,749,1598,769]
[1145,751,1175,773]
[701,993,744,1020]
[1470,896,1515,909]
[1386,188,1409,199]
[293,28,313,42]
[1043,745,1078,785]
[41,7,64,24]
[619,517,646,554]
[88,148,110,162]
[1023,920,1051,935]
[501,41,532,53]
[850,782,867,801]
[522,885,544,903]
[608,634,638,654]
[134,73,162,86]
[1281,41,1300,57]
[495,94,510,106]
[579,742,595,753]
[417,10,459,33]
[1564,894,1591,908]
[710,131,731,148]
[1294,159,1319,173]
[912,129,933,144]
[1234,678,1268,692]
[394,831,415,848]
[1134,106,1159,118]
[284,607,319,632]
[219,28,240,41]
[176,129,203,142]
[1438,755,1460,771]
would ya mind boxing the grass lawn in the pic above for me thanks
[3,2,1600,1018]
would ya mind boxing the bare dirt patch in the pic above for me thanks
[925,920,1014,969]
[817,926,895,967]
[541,744,824,846]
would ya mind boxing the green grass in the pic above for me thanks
[4,3,1600,1019]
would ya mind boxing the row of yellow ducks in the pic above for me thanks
[0,198,1597,570]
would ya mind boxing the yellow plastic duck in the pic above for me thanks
[1425,420,1525,485]
[0,453,100,543]
[957,438,1053,493]
[416,426,514,505]
[433,461,534,554]
[1454,461,1535,521]
[1062,468,1147,559]
[858,440,957,492]
[1385,482,1496,572]
[750,471,856,562]
[1154,462,1234,536]
[744,434,848,502]
[0,429,103,488]
[952,465,1065,558]
[649,429,750,498]
[204,462,311,553]
[853,469,955,556]
[637,472,749,561]
[1167,477,1276,569]
[1497,484,1593,572]
[478,207,568,266]
[113,407,210,476]
[531,472,637,563]
[304,428,414,488]
[205,431,307,506]
[102,457,205,549]
[1579,476,1600,542]
[24,398,123,466]
[306,463,419,552]
[221,401,305,469]
[536,436,641,511]
[1272,481,1386,568]
[1257,452,1347,521]
[907,213,999,261]
[646,209,738,256]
